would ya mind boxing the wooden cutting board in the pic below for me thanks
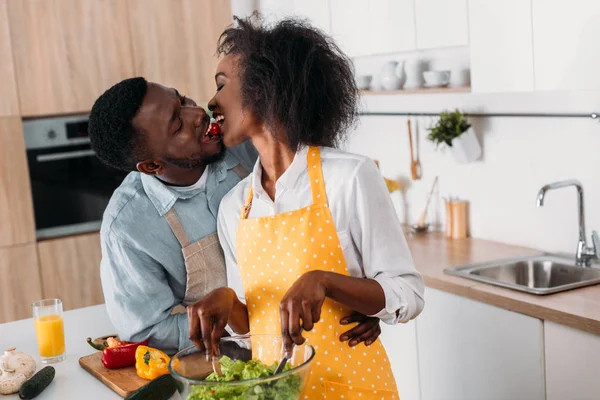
[79,352,149,397]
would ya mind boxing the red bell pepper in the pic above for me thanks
[87,337,149,369]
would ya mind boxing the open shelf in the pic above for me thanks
[360,86,471,95]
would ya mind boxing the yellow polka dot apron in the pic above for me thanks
[236,147,399,399]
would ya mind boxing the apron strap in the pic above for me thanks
[232,164,250,180]
[306,146,328,206]
[164,208,191,247]
[240,186,254,220]
[240,146,327,219]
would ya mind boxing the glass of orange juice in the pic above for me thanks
[32,299,66,363]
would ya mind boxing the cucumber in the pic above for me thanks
[18,366,55,399]
[125,374,178,400]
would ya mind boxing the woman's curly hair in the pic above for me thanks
[216,14,359,150]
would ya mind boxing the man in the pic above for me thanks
[89,77,381,354]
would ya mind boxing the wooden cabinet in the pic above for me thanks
[532,0,600,91]
[127,0,233,105]
[7,0,135,116]
[468,0,534,93]
[545,321,600,400]
[0,117,35,247]
[415,0,469,49]
[0,0,19,116]
[416,288,545,400]
[38,233,103,311]
[0,244,42,323]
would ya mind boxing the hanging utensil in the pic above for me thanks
[414,119,423,179]
[407,120,419,181]
[417,176,439,228]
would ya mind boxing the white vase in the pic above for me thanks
[378,60,405,90]
[449,127,481,163]
[404,59,424,89]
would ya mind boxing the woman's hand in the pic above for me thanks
[340,312,381,347]
[279,270,327,357]
[188,287,248,359]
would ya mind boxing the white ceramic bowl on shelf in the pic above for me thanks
[423,70,451,87]
[355,75,373,90]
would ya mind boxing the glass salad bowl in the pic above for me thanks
[169,334,315,400]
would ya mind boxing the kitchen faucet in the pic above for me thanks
[537,179,600,266]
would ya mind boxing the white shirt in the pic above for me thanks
[170,168,208,193]
[217,146,425,324]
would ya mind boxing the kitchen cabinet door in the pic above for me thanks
[0,0,19,117]
[128,0,232,105]
[7,0,135,116]
[415,0,469,49]
[416,288,545,400]
[290,0,331,35]
[258,0,293,24]
[330,0,371,57]
[545,321,600,400]
[0,244,42,323]
[38,233,103,311]
[259,0,331,35]
[380,321,420,400]
[0,117,35,247]
[369,0,416,54]
[532,0,600,91]
[468,0,534,93]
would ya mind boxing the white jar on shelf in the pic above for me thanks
[404,59,425,89]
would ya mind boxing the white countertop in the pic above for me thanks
[0,305,178,399]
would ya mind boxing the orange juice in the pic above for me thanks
[34,314,65,357]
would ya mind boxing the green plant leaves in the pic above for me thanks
[426,109,471,149]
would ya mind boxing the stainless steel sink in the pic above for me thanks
[445,254,600,295]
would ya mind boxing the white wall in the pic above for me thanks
[345,90,600,255]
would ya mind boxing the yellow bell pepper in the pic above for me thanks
[135,345,170,380]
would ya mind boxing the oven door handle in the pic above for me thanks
[36,149,96,162]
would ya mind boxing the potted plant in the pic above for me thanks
[426,109,481,163]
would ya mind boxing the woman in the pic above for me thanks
[194,15,424,399]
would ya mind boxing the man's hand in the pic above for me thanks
[340,312,381,347]
[279,270,327,357]
[188,287,239,359]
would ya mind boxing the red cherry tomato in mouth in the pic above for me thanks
[208,122,221,137]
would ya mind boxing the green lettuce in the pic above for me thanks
[188,356,302,400]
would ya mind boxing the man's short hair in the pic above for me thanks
[89,77,148,171]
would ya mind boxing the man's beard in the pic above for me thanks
[164,143,226,170]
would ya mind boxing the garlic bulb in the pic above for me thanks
[0,348,36,395]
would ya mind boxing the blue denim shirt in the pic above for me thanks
[99,142,258,354]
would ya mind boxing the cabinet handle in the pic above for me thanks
[36,149,96,162]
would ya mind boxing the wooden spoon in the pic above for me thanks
[407,120,420,180]
[414,119,423,179]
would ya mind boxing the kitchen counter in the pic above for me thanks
[0,305,162,400]
[407,231,600,335]
[1,234,600,399]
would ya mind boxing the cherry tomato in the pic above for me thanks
[208,123,221,137]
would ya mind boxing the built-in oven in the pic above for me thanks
[23,115,128,239]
